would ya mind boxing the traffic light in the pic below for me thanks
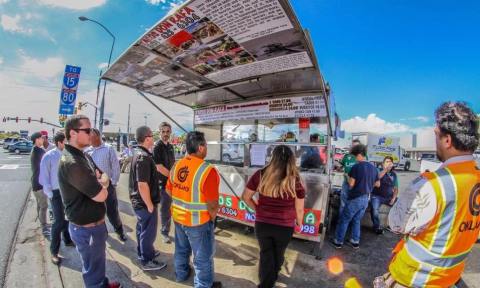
[28,117,31,123]
[2,117,5,123]
[15,117,18,123]
[40,117,43,123]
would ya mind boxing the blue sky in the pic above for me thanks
[0,0,479,135]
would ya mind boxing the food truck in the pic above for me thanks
[102,0,337,256]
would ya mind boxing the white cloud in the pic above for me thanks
[19,53,64,80]
[36,0,107,10]
[0,0,9,4]
[0,57,3,65]
[98,62,108,70]
[145,0,167,4]
[342,113,409,134]
[400,116,430,123]
[1,14,33,34]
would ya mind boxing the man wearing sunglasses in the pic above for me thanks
[58,115,120,288]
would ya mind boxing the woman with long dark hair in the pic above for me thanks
[242,145,305,288]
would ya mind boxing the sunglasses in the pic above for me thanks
[74,128,92,134]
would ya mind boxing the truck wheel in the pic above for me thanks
[404,162,410,171]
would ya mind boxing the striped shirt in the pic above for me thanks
[85,143,120,186]
[39,147,62,198]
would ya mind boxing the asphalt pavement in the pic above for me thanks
[0,149,31,287]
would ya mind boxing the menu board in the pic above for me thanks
[194,95,327,124]
[103,0,314,96]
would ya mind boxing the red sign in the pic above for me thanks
[299,117,310,129]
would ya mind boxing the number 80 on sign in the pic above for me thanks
[61,90,76,105]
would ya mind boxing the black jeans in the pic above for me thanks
[50,189,71,255]
[159,187,172,236]
[255,221,294,288]
[106,185,124,235]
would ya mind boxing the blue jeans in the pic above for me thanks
[175,221,215,288]
[370,195,390,230]
[69,222,108,288]
[135,207,158,264]
[339,180,350,216]
[335,194,369,244]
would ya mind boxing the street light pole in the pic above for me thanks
[78,16,115,133]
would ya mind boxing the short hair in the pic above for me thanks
[53,131,66,146]
[352,139,361,145]
[91,128,101,137]
[136,126,151,144]
[65,115,89,141]
[186,131,206,154]
[159,122,171,130]
[383,156,394,163]
[435,102,479,152]
[351,143,367,157]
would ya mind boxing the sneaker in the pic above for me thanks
[347,241,360,250]
[141,259,167,271]
[107,281,121,288]
[211,281,222,288]
[162,234,171,244]
[329,238,343,249]
[137,250,161,260]
[375,228,384,235]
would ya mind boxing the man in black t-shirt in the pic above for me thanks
[58,115,120,288]
[129,126,166,271]
[153,122,175,243]
[30,131,49,236]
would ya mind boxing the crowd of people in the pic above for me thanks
[26,101,480,288]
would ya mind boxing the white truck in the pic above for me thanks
[352,132,411,171]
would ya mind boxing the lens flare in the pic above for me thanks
[345,277,362,288]
[326,257,344,275]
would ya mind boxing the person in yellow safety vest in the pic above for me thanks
[165,131,222,288]
[374,102,480,288]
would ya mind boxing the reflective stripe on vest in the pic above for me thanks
[190,162,210,226]
[408,168,465,287]
[172,196,208,211]
[406,238,470,268]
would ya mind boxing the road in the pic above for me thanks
[0,149,31,287]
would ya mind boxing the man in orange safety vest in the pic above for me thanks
[375,101,480,288]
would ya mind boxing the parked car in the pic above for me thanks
[8,141,33,154]
[3,137,28,150]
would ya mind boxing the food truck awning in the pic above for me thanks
[102,0,328,110]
